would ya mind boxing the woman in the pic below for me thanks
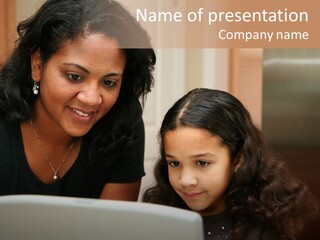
[0,0,156,200]
[143,88,318,240]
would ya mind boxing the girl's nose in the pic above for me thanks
[179,168,198,187]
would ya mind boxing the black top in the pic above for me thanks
[0,115,145,198]
[203,210,282,240]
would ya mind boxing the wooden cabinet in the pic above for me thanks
[0,0,16,67]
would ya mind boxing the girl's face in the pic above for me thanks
[31,33,126,137]
[164,127,238,216]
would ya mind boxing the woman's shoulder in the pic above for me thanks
[134,116,144,135]
[0,113,8,132]
[0,114,21,148]
[0,113,18,132]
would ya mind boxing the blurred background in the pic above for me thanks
[1,1,319,239]
[263,49,320,240]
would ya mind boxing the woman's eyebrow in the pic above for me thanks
[62,63,123,77]
[63,63,90,74]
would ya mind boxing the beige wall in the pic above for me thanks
[16,0,44,23]
[229,49,263,127]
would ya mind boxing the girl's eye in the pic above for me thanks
[168,160,180,168]
[196,160,210,167]
[103,79,116,88]
[66,73,82,82]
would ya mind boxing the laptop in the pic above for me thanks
[0,194,204,240]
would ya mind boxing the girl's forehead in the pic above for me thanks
[164,127,225,149]
[165,127,220,141]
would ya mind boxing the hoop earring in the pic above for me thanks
[32,81,39,95]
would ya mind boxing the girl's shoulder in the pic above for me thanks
[246,220,282,240]
[202,211,232,240]
[203,211,286,240]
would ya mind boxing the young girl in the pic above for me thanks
[143,88,318,240]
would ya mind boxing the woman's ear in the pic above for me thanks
[234,153,244,173]
[31,49,42,82]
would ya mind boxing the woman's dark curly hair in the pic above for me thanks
[0,0,156,166]
[143,88,318,240]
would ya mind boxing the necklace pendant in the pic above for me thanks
[53,173,59,182]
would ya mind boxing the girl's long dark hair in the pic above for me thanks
[143,88,318,240]
[0,0,156,167]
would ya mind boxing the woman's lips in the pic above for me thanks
[72,108,89,117]
[69,107,96,123]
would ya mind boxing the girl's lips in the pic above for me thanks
[182,192,203,199]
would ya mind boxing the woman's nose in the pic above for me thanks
[77,83,102,107]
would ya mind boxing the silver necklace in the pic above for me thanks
[29,118,74,183]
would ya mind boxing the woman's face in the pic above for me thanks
[164,127,237,216]
[31,33,126,137]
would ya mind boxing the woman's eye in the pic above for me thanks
[66,73,82,81]
[168,161,180,168]
[196,161,210,167]
[103,79,116,88]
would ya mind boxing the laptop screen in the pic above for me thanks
[0,194,204,240]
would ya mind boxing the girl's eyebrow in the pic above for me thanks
[191,153,217,159]
[62,63,123,77]
[165,153,217,159]
[165,153,175,159]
